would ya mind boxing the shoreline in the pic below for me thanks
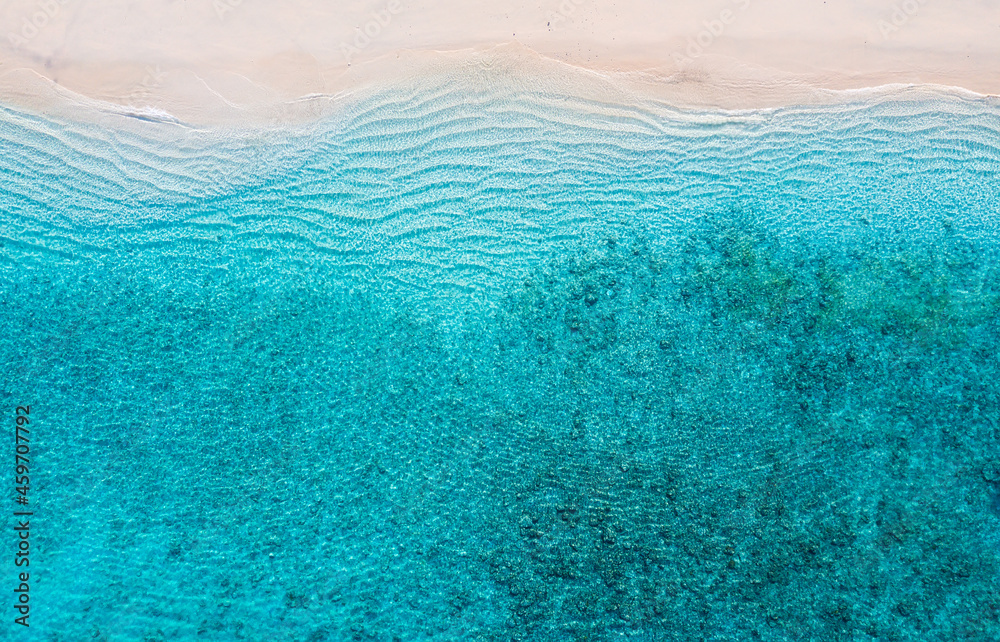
[1,0,998,127]
[1,42,998,132]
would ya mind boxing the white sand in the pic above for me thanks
[1,0,998,124]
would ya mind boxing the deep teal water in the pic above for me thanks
[2,82,1000,640]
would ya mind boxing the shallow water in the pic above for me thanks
[2,81,1000,640]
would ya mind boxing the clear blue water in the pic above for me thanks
[2,81,1000,640]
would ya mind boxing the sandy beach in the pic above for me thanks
[1,0,998,124]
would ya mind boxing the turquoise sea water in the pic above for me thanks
[2,79,1000,640]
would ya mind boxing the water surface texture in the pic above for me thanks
[2,79,1000,640]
